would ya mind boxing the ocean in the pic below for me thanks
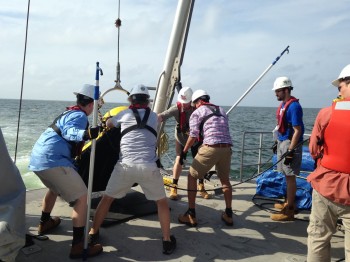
[0,98,320,190]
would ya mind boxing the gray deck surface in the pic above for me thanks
[17,174,345,262]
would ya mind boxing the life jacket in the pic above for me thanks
[120,107,157,138]
[176,102,192,134]
[276,97,299,135]
[49,105,87,158]
[198,103,224,141]
[321,99,350,173]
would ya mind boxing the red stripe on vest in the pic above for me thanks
[276,97,299,134]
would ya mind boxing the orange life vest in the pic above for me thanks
[321,99,350,173]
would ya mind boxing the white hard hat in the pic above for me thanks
[192,89,209,102]
[129,84,150,97]
[73,84,96,99]
[272,77,293,91]
[332,64,350,87]
[177,86,193,103]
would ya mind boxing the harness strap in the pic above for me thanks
[49,109,87,158]
[199,105,224,141]
[49,111,71,136]
[121,108,157,138]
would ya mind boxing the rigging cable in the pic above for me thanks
[115,0,122,86]
[14,0,31,164]
[98,0,125,124]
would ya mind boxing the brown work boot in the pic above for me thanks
[178,211,197,227]
[270,205,295,221]
[274,202,287,210]
[169,184,178,200]
[38,217,61,235]
[88,231,99,245]
[221,212,234,226]
[69,241,103,259]
[197,183,212,199]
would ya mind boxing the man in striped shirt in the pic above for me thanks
[178,89,233,227]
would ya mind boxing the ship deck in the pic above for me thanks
[17,172,345,262]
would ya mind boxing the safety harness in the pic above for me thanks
[198,104,224,141]
[120,107,161,167]
[120,108,157,138]
[49,106,87,158]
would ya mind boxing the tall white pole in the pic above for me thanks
[83,62,103,260]
[227,46,290,115]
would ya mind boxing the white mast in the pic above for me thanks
[152,0,194,114]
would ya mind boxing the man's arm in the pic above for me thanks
[157,106,177,123]
[183,136,197,153]
[309,107,331,160]
[289,125,302,151]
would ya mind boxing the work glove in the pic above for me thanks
[179,151,187,165]
[283,149,294,165]
[271,141,278,155]
[83,126,101,141]
[101,116,111,129]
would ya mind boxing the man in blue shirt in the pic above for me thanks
[29,84,102,259]
[271,77,304,221]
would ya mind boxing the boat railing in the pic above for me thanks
[239,131,273,182]
[239,131,311,182]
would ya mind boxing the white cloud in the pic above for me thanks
[1,0,350,108]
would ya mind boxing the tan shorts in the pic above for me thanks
[34,167,87,204]
[190,145,232,180]
[105,162,166,201]
[175,140,201,158]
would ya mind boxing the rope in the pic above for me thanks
[158,131,169,156]
[14,0,31,164]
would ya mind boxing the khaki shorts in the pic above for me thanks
[34,167,87,204]
[175,140,201,158]
[105,162,166,201]
[190,145,232,180]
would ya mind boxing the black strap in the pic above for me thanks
[48,109,88,158]
[199,105,224,140]
[49,111,72,136]
[121,108,157,138]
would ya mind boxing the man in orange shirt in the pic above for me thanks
[307,64,350,262]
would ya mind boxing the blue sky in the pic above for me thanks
[1,0,350,108]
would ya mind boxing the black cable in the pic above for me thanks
[14,0,30,164]
[163,137,311,193]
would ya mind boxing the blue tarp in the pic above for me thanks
[256,146,313,210]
